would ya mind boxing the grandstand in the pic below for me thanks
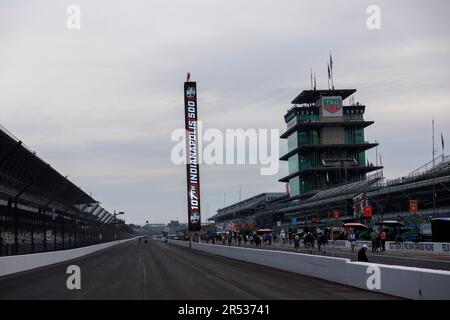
[210,154,450,239]
[209,84,450,240]
[0,125,130,256]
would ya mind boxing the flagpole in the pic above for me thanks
[432,118,435,168]
[331,67,334,90]
[327,62,330,90]
[375,140,378,166]
[432,119,436,217]
[330,51,334,90]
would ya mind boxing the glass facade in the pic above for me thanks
[287,117,297,129]
[288,154,299,174]
[287,132,298,152]
[298,129,320,145]
[297,113,319,123]
[347,151,366,166]
[299,175,325,194]
[289,176,300,197]
[344,128,364,144]
[299,152,320,170]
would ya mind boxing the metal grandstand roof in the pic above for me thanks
[0,128,94,205]
[291,89,356,104]
[0,124,113,223]
[211,193,286,221]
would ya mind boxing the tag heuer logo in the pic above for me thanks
[186,87,196,98]
[324,104,341,113]
[323,98,342,113]
[190,212,200,224]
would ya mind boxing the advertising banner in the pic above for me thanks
[363,205,373,218]
[184,81,201,232]
[321,96,343,117]
[353,192,368,217]
[332,210,340,219]
[291,217,297,225]
[409,199,418,214]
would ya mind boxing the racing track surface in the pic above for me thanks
[0,240,397,300]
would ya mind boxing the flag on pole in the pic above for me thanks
[310,69,313,90]
[314,73,317,90]
[329,52,333,70]
[327,62,331,90]
[441,133,445,151]
[330,51,334,89]
[379,153,383,166]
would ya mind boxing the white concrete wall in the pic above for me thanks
[0,238,136,277]
[332,240,450,254]
[167,239,450,300]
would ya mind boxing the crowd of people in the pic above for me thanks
[202,231,274,247]
[198,226,395,263]
[370,229,388,252]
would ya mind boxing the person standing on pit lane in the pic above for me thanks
[294,234,300,250]
[380,229,387,252]
[358,244,369,262]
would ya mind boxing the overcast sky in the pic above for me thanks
[1,0,449,224]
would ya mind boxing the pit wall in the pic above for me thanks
[0,237,137,277]
[166,239,450,300]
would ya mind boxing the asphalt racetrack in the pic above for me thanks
[0,239,396,300]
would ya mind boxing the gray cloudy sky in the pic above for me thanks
[1,0,449,224]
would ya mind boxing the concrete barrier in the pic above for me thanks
[0,238,136,277]
[332,240,450,254]
[344,262,423,299]
[167,239,450,299]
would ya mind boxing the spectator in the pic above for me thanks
[348,231,356,252]
[304,232,315,254]
[380,229,387,252]
[370,230,378,252]
[294,234,300,250]
[318,233,328,254]
[358,244,369,262]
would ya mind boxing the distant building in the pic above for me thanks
[209,193,287,229]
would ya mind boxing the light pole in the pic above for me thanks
[113,210,125,240]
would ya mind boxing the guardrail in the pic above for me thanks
[166,239,450,299]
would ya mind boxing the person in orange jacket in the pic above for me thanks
[379,230,387,252]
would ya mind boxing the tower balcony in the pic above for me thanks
[280,120,374,139]
[279,165,383,183]
[280,142,378,161]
